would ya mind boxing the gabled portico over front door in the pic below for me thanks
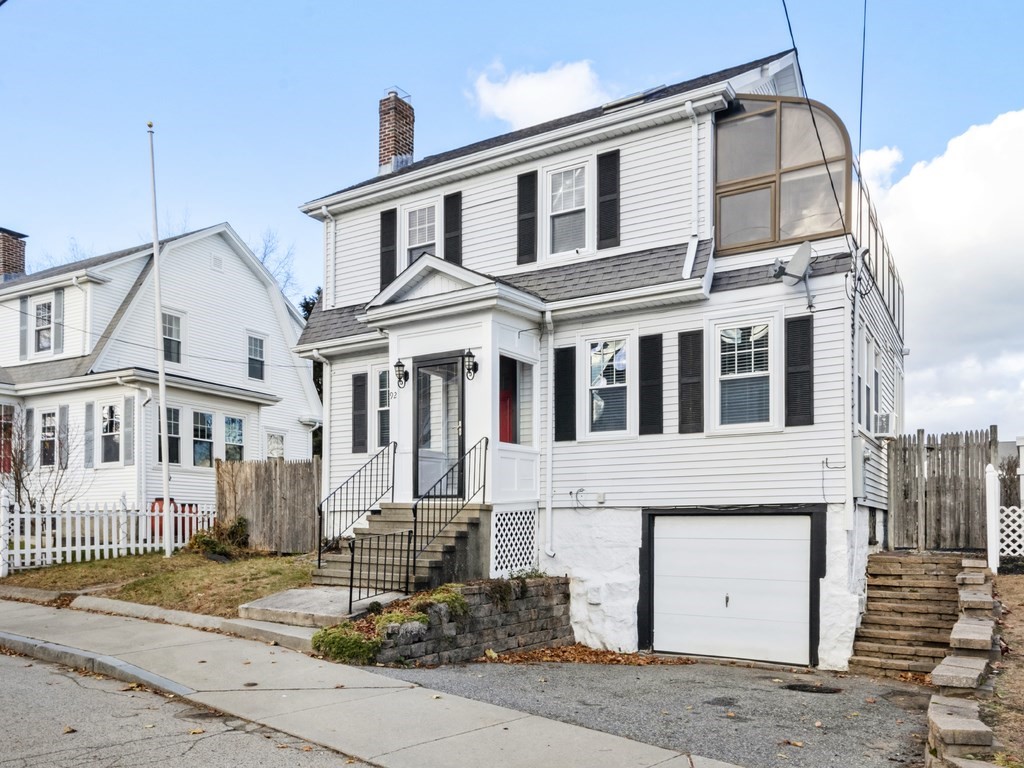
[414,355,464,497]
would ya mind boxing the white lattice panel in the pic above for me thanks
[1002,506,1024,557]
[491,506,537,577]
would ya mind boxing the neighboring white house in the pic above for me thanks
[295,50,905,670]
[0,223,322,509]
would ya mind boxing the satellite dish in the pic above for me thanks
[769,241,816,311]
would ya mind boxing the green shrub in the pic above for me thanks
[510,566,546,579]
[366,601,384,615]
[226,517,249,548]
[312,623,382,665]
[188,530,230,558]
[409,584,469,617]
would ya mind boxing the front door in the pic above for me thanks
[414,358,463,496]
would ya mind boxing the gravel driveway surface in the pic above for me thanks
[373,660,928,768]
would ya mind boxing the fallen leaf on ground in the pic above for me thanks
[301,746,313,752]
[189,728,205,735]
[864,697,877,704]
[477,644,696,666]
[432,694,442,699]
[276,744,288,749]
[781,739,804,748]
[814,721,823,728]
[484,648,498,660]
[62,726,77,734]
[145,724,155,729]
[726,711,736,718]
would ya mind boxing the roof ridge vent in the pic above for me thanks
[601,85,666,113]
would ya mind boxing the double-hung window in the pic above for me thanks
[718,324,771,425]
[407,205,436,263]
[193,411,213,467]
[35,301,53,353]
[101,404,121,463]
[588,338,628,433]
[162,312,182,364]
[267,432,285,458]
[550,166,586,254]
[248,335,265,381]
[375,369,391,447]
[40,410,57,466]
[225,416,244,461]
[159,407,181,464]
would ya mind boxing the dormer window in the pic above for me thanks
[715,96,851,253]
[407,205,436,263]
[550,166,586,254]
[35,301,52,352]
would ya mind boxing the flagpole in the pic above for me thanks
[148,122,173,558]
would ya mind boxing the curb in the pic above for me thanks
[0,585,69,603]
[0,629,195,697]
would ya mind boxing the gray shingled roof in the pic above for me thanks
[711,252,852,292]
[500,240,712,303]
[308,51,793,203]
[1,229,201,290]
[0,365,13,386]
[298,240,714,347]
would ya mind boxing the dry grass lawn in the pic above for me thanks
[988,572,1024,767]
[3,551,313,618]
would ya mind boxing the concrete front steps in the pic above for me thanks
[312,502,491,594]
[849,552,963,678]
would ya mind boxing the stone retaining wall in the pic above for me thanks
[375,577,574,665]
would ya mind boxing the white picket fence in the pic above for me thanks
[0,488,216,577]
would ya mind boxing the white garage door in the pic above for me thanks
[652,515,810,665]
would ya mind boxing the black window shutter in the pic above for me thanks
[553,346,576,441]
[517,171,538,264]
[786,316,815,427]
[678,330,704,434]
[379,209,397,291]
[19,296,28,360]
[597,150,620,249]
[638,334,663,435]
[443,192,462,266]
[352,373,368,453]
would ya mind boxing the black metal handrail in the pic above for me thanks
[317,442,396,568]
[409,437,488,584]
[347,529,412,614]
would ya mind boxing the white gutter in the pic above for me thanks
[320,206,336,308]
[682,101,701,280]
[117,377,152,511]
[543,310,556,558]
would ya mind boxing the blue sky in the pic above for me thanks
[2,1,1023,437]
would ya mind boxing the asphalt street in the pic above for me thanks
[373,659,930,768]
[0,651,367,767]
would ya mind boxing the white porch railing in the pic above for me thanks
[0,488,215,577]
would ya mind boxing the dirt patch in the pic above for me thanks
[478,643,697,666]
[986,572,1024,765]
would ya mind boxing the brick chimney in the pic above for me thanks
[0,228,27,282]
[378,90,414,176]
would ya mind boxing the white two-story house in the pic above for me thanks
[296,50,905,670]
[0,223,322,510]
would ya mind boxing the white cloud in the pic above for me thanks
[858,146,903,194]
[873,109,1024,437]
[472,60,614,130]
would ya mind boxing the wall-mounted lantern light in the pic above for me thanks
[463,349,478,380]
[394,359,409,388]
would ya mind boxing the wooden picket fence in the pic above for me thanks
[888,426,999,550]
[0,489,215,576]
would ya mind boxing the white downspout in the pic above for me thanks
[682,101,700,278]
[320,206,336,308]
[543,310,556,558]
[312,349,330,499]
[116,377,152,509]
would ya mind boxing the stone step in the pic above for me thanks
[856,626,951,644]
[867,561,960,576]
[931,655,989,690]
[956,572,986,586]
[865,600,960,617]
[847,655,936,676]
[949,617,995,651]
[853,640,948,660]
[959,590,995,611]
[867,553,964,565]
[860,613,957,630]
[868,577,960,589]
[312,570,433,591]
[866,588,959,604]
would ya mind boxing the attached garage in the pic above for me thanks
[638,507,825,666]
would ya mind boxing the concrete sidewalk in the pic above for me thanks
[0,599,739,768]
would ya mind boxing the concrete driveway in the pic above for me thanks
[373,659,928,768]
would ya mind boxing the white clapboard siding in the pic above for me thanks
[326,351,389,493]
[0,492,215,576]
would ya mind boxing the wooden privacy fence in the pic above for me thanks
[0,488,215,576]
[216,456,320,554]
[888,426,999,550]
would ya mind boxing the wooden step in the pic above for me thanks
[853,640,948,660]
[856,627,951,644]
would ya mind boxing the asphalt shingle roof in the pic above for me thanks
[296,302,370,347]
[710,252,852,292]
[308,50,793,204]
